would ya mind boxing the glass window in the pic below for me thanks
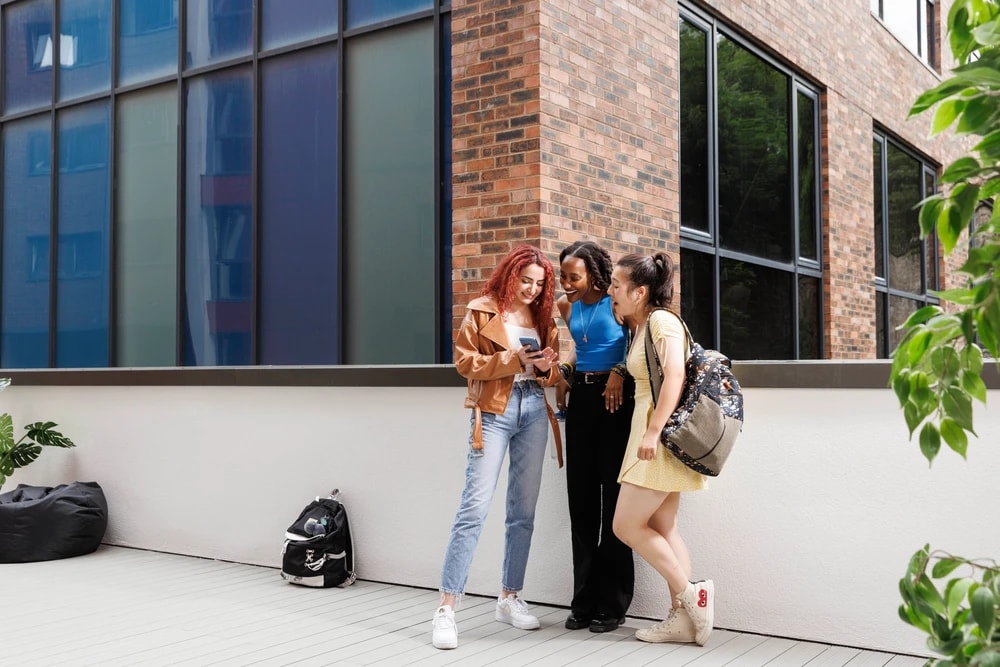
[260,47,339,364]
[347,0,433,29]
[56,100,111,367]
[717,34,791,262]
[797,91,817,261]
[873,138,885,278]
[798,275,820,359]
[58,0,111,101]
[679,18,709,235]
[186,0,252,69]
[119,0,178,86]
[262,0,338,50]
[873,0,937,65]
[678,12,821,360]
[2,115,52,368]
[116,86,178,366]
[345,21,435,363]
[873,132,938,357]
[720,259,794,359]
[886,142,923,294]
[679,248,714,347]
[184,69,253,366]
[4,0,54,115]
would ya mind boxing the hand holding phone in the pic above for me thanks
[518,336,541,352]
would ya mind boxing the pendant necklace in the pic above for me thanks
[577,297,601,343]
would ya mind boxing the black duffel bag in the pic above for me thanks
[0,481,108,563]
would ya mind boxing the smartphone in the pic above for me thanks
[518,336,541,352]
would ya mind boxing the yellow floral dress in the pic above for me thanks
[617,310,708,492]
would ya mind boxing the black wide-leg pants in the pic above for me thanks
[565,375,635,620]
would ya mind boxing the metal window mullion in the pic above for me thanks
[250,0,260,364]
[336,0,346,364]
[176,0,187,366]
[432,3,443,364]
[107,0,118,365]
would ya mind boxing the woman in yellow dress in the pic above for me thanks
[607,252,714,646]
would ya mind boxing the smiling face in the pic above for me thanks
[515,263,547,307]
[559,256,592,303]
[608,265,641,319]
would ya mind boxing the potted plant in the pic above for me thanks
[0,378,108,563]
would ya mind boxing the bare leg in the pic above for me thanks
[648,493,692,595]
[612,483,688,598]
[439,592,458,608]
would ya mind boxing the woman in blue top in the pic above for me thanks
[555,240,635,633]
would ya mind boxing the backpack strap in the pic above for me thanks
[643,308,691,408]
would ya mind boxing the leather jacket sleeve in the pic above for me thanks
[453,310,522,380]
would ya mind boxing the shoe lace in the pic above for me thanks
[434,607,456,630]
[504,596,530,616]
[649,608,680,631]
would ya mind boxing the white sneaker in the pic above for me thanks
[675,580,714,646]
[432,605,458,649]
[495,594,540,630]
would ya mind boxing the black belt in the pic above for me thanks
[577,371,610,385]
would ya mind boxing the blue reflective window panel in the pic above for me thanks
[119,0,178,86]
[2,116,52,368]
[439,15,452,362]
[56,101,111,368]
[184,69,253,366]
[58,0,111,101]
[186,0,252,69]
[260,48,339,364]
[346,0,433,29]
[261,0,338,50]
[4,0,54,114]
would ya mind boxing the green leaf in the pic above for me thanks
[920,196,945,237]
[919,422,942,462]
[977,308,1000,358]
[933,287,977,305]
[940,418,969,459]
[946,577,975,619]
[903,305,946,328]
[957,96,998,135]
[954,59,1000,88]
[904,401,925,440]
[0,413,13,453]
[972,16,1000,46]
[892,372,912,405]
[963,370,989,403]
[942,156,982,183]
[962,342,985,375]
[933,558,965,579]
[981,175,1000,199]
[942,386,975,432]
[909,330,934,366]
[972,650,1000,667]
[934,99,967,134]
[917,573,947,614]
[938,201,963,254]
[912,78,976,116]
[971,586,996,642]
[24,421,75,449]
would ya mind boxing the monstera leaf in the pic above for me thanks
[0,391,76,490]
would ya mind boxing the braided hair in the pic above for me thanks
[559,240,614,293]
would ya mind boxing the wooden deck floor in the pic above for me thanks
[4,546,927,666]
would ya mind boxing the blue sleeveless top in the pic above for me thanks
[569,295,627,371]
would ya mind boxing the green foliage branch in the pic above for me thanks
[891,0,1000,466]
[892,2,1000,664]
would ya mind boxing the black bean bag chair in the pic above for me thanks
[0,482,108,563]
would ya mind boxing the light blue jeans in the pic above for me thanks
[440,380,550,596]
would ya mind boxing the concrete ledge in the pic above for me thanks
[2,359,998,388]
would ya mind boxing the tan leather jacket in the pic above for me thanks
[454,296,563,467]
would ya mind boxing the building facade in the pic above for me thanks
[0,0,966,370]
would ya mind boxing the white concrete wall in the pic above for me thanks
[4,382,998,655]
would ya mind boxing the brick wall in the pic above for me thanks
[450,0,970,358]
[450,0,544,333]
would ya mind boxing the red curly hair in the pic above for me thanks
[482,244,556,344]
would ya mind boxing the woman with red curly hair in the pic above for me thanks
[431,244,563,650]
